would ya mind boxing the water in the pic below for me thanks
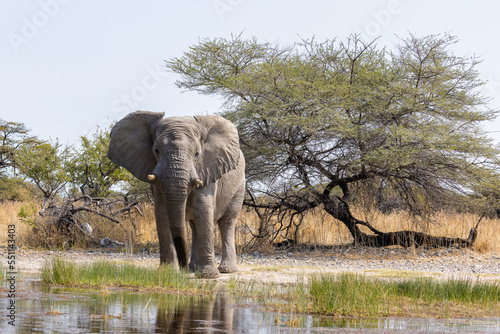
[2,276,499,333]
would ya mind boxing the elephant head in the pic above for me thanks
[107,111,241,268]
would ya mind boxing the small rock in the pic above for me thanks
[99,238,125,248]
[81,222,93,235]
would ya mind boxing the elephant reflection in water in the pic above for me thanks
[155,293,234,333]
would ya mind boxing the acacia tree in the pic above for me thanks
[16,139,70,206]
[166,34,500,247]
[0,120,35,175]
[66,127,131,198]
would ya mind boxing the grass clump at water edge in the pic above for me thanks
[309,273,500,318]
[41,258,210,293]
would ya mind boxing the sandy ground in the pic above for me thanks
[4,246,500,284]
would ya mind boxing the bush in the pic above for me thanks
[0,177,41,202]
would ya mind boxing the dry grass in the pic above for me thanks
[0,200,159,250]
[234,207,500,254]
[0,201,32,246]
[89,201,159,249]
[1,200,499,254]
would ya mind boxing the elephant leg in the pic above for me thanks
[191,196,219,277]
[152,185,177,266]
[217,293,234,333]
[217,216,238,273]
[189,220,199,272]
[217,181,245,273]
[193,218,219,277]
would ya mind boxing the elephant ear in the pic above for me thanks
[108,111,164,183]
[194,115,241,185]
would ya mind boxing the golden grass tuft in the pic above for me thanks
[0,201,32,246]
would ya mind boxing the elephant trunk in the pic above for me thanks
[157,150,194,269]
[164,194,189,268]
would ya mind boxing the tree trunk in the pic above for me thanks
[322,196,477,249]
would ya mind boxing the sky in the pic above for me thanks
[2,0,500,147]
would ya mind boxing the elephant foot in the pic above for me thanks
[218,262,238,273]
[189,262,198,273]
[196,264,220,279]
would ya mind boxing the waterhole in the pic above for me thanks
[1,276,499,333]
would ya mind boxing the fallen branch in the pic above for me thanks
[112,201,141,216]
[71,206,120,224]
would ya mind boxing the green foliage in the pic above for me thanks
[0,177,40,202]
[15,139,69,200]
[167,33,500,215]
[120,176,151,198]
[1,122,132,203]
[17,202,38,226]
[1,119,67,202]
[66,126,131,197]
[0,122,134,211]
[0,119,33,175]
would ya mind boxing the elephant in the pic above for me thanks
[107,111,245,277]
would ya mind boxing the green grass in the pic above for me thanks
[310,273,389,316]
[41,258,211,293]
[309,273,500,317]
[392,277,500,304]
[228,273,500,318]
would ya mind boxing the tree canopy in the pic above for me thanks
[0,119,34,175]
[1,122,134,204]
[15,139,69,202]
[66,127,131,198]
[166,33,500,246]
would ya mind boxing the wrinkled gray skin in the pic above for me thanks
[107,111,245,277]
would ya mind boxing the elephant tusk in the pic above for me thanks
[148,174,156,181]
[194,179,203,188]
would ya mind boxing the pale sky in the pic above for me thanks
[2,0,500,146]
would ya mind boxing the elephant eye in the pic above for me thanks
[194,152,200,159]
[154,149,159,155]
